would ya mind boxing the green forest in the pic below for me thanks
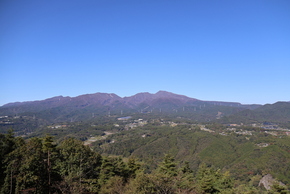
[1,130,289,194]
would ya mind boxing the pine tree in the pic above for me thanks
[157,154,177,177]
[268,183,290,194]
[56,138,102,193]
[125,157,142,180]
[98,157,116,186]
[0,130,17,190]
[196,163,234,194]
[1,137,49,193]
[42,135,58,194]
[176,161,195,192]
[1,135,25,194]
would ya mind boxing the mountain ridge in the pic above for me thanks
[2,91,289,125]
[1,90,259,108]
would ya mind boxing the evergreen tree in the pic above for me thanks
[1,134,25,194]
[232,184,261,194]
[196,163,234,194]
[56,138,102,193]
[180,161,193,174]
[126,157,141,179]
[0,130,17,189]
[157,154,177,177]
[99,176,125,194]
[98,156,128,186]
[176,161,195,192]
[2,138,48,193]
[268,183,290,194]
[98,157,116,186]
[42,135,59,194]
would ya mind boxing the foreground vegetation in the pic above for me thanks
[1,130,289,194]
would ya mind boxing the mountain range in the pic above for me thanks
[0,91,289,124]
[1,90,260,109]
[1,91,244,108]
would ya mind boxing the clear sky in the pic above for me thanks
[1,0,290,106]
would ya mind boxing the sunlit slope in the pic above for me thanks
[92,125,290,184]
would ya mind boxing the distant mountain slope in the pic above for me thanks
[2,93,122,109]
[123,91,199,107]
[220,101,290,124]
[0,91,261,123]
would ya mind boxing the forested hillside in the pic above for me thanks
[1,131,289,194]
[92,123,290,185]
[220,102,290,125]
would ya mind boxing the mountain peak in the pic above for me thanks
[156,90,170,94]
[154,91,199,102]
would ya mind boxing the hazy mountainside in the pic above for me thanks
[1,90,242,110]
[1,91,290,135]
[220,101,290,124]
[2,93,122,112]
[123,91,199,106]
[0,91,258,119]
[253,102,290,122]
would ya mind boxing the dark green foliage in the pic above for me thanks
[98,157,124,185]
[124,155,194,194]
[0,130,25,193]
[157,154,178,177]
[196,163,234,193]
[1,129,290,193]
[0,135,103,193]
[268,183,290,194]
[2,137,48,193]
[56,138,102,189]
[0,130,17,186]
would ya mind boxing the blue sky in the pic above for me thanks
[1,0,289,106]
